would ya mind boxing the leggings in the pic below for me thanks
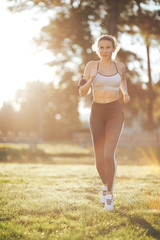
[89,100,124,193]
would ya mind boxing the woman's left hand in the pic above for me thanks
[123,93,130,103]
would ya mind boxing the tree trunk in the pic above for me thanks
[108,0,119,36]
[146,44,154,133]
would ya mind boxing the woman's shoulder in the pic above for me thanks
[114,61,126,71]
[85,60,99,68]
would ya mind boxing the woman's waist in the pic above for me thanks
[92,98,120,104]
[92,93,120,104]
[91,99,120,108]
[92,89,119,101]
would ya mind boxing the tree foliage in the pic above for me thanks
[0,81,80,139]
[6,0,160,135]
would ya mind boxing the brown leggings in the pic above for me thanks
[89,100,124,192]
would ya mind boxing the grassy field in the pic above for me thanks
[0,162,160,240]
[0,142,160,165]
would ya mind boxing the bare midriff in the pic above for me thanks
[92,89,119,103]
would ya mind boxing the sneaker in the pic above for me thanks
[104,193,114,211]
[101,185,108,204]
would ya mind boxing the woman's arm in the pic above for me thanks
[120,63,130,103]
[78,61,96,97]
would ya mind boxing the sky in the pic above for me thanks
[0,0,55,107]
[0,0,160,118]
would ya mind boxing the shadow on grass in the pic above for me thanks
[130,215,160,239]
[117,210,160,240]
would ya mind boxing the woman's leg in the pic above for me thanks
[104,115,124,193]
[89,117,107,185]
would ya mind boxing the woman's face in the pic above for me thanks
[98,40,115,60]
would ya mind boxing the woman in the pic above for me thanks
[78,35,130,211]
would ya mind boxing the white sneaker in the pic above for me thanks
[104,193,114,211]
[101,185,108,204]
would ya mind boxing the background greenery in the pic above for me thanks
[0,142,160,165]
[0,0,159,140]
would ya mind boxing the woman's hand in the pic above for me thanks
[123,93,130,103]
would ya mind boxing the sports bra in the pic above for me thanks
[91,61,121,103]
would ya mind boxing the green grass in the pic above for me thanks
[0,142,160,165]
[0,163,160,240]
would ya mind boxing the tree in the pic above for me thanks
[7,0,160,133]
[125,5,160,132]
[15,81,81,139]
[0,102,15,135]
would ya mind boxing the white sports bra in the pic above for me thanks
[91,61,121,103]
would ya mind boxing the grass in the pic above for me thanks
[0,142,160,165]
[0,163,160,240]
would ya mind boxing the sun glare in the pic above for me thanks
[0,1,54,107]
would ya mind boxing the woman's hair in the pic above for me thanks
[92,35,120,60]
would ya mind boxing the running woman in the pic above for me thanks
[78,35,130,211]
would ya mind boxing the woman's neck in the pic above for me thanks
[100,58,113,65]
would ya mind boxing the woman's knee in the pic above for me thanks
[104,154,114,163]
